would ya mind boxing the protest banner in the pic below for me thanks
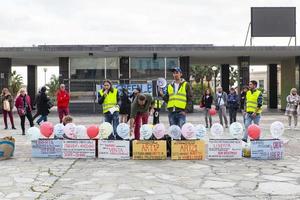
[251,139,284,160]
[32,139,62,158]
[133,140,166,160]
[171,140,205,160]
[98,140,130,159]
[208,139,242,159]
[62,140,96,158]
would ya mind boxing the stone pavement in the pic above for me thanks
[0,112,300,200]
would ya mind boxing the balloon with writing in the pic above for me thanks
[76,125,88,139]
[195,124,206,139]
[270,121,284,139]
[99,122,113,139]
[181,123,196,139]
[140,124,153,140]
[211,123,224,138]
[168,125,182,140]
[248,124,261,140]
[117,123,130,139]
[63,123,77,139]
[153,123,166,139]
[229,122,243,139]
[27,127,41,141]
[54,123,65,139]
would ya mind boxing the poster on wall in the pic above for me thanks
[208,139,242,159]
[98,140,130,159]
[251,139,284,160]
[62,140,96,159]
[32,139,62,158]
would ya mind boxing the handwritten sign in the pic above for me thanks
[31,139,62,158]
[98,140,130,159]
[208,139,242,159]
[171,140,205,160]
[251,139,284,160]
[133,140,166,160]
[62,140,96,159]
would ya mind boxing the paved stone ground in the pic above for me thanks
[0,111,300,200]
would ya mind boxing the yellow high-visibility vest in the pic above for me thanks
[99,88,119,113]
[167,82,187,109]
[246,90,262,114]
[154,99,163,109]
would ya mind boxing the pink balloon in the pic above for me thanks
[63,123,77,139]
[209,108,217,116]
[248,124,261,140]
[181,123,196,139]
[153,124,165,139]
[87,125,99,139]
[40,122,54,138]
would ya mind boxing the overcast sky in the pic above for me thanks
[1,0,299,46]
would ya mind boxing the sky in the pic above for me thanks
[2,0,299,87]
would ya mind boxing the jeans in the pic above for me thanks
[218,105,228,127]
[58,107,70,123]
[104,111,119,139]
[288,115,298,127]
[20,112,34,134]
[229,108,237,124]
[243,113,261,141]
[204,108,212,127]
[2,109,15,128]
[168,111,186,128]
[134,112,149,140]
[37,115,48,125]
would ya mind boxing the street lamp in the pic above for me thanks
[43,68,47,85]
[212,66,218,94]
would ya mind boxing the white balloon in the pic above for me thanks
[153,123,166,139]
[195,124,206,139]
[99,122,113,139]
[181,123,196,139]
[54,124,65,139]
[168,125,182,140]
[27,127,40,141]
[211,123,224,137]
[117,123,130,139]
[229,122,243,139]
[271,121,285,139]
[140,124,153,140]
[76,125,88,139]
[63,123,77,139]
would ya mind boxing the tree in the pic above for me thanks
[8,70,23,97]
[46,75,59,102]
[229,66,239,87]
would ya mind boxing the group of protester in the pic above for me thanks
[1,66,299,141]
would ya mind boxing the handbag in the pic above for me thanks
[3,100,10,112]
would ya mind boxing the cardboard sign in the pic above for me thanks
[32,139,62,158]
[171,140,205,160]
[133,140,166,160]
[98,140,130,159]
[251,139,284,160]
[208,139,242,159]
[62,140,96,158]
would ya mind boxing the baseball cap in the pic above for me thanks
[171,67,183,73]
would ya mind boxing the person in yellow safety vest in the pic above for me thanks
[98,80,120,140]
[242,80,263,142]
[159,67,193,128]
[153,98,164,125]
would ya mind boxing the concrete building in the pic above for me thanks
[0,45,299,112]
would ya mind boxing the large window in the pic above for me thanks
[166,58,179,79]
[70,58,105,80]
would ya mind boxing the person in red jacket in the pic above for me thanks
[56,84,70,123]
[15,88,34,135]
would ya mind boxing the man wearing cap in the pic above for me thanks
[130,93,155,140]
[159,67,193,128]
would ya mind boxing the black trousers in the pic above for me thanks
[20,112,34,133]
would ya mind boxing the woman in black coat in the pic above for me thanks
[201,89,213,128]
[119,88,131,123]
[36,86,50,125]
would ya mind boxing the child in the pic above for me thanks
[62,115,73,126]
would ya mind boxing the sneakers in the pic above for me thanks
[4,127,8,130]
[287,126,292,130]
[242,138,247,143]
[12,127,16,130]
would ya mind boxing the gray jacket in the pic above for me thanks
[214,92,228,107]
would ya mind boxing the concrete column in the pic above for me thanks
[267,64,278,109]
[0,58,12,89]
[280,58,296,109]
[179,56,190,81]
[59,57,69,90]
[237,56,250,89]
[296,56,300,92]
[220,64,230,94]
[27,65,37,108]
